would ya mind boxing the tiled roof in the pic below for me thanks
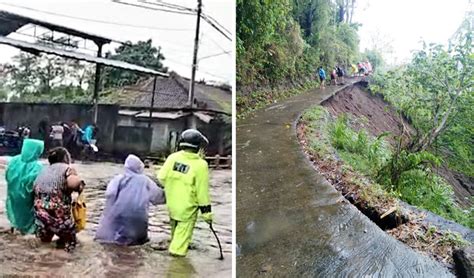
[115,72,231,113]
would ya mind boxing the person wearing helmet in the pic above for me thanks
[157,129,212,256]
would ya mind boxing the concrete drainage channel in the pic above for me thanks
[296,81,473,277]
[237,80,453,277]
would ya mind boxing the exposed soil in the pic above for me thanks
[436,166,473,208]
[321,83,473,208]
[321,81,413,145]
[297,83,473,273]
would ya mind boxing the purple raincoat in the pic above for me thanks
[95,155,165,245]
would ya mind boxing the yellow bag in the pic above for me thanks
[72,193,86,232]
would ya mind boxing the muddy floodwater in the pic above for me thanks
[0,159,232,277]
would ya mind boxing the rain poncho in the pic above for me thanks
[95,154,165,245]
[5,139,44,234]
[157,150,210,256]
[81,125,94,144]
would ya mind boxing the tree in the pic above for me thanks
[362,49,384,72]
[103,39,168,88]
[373,20,472,152]
[371,19,474,184]
[237,0,361,87]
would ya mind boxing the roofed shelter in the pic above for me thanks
[0,9,168,122]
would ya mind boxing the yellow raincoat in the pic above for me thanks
[157,150,210,256]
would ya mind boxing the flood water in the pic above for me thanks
[0,160,232,277]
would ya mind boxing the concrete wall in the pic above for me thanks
[0,103,118,153]
[118,114,230,156]
[127,117,187,155]
[113,126,152,159]
[0,103,230,157]
[195,117,231,156]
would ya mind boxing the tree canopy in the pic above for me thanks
[237,0,361,88]
[103,39,168,88]
[371,18,474,177]
[0,38,167,103]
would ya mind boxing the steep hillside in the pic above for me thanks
[321,83,472,208]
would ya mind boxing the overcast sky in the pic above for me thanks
[0,0,234,85]
[354,0,470,65]
[0,1,470,83]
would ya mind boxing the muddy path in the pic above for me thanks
[0,161,232,277]
[236,79,453,277]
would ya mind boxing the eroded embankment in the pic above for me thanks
[297,82,473,274]
[237,80,452,277]
[321,82,473,208]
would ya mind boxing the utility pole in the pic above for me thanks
[148,76,157,128]
[93,43,103,123]
[188,0,202,108]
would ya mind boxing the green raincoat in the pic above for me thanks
[5,139,44,234]
[157,150,210,256]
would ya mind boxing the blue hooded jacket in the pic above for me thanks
[318,68,326,79]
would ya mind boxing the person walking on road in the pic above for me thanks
[318,66,326,89]
[50,123,64,148]
[157,129,213,257]
[330,67,337,85]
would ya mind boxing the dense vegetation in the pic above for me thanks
[0,39,166,103]
[370,19,473,179]
[302,105,473,228]
[237,0,361,89]
[300,18,473,228]
[103,39,167,88]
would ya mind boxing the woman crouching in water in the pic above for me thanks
[95,154,165,246]
[33,147,85,252]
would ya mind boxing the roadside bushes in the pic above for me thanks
[325,113,472,228]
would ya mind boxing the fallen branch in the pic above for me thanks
[380,207,397,219]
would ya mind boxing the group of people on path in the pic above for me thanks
[1,128,213,257]
[40,120,98,160]
[355,60,373,76]
[318,65,346,89]
[317,60,373,89]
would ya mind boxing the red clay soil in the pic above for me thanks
[322,83,412,145]
[321,84,473,208]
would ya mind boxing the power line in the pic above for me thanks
[200,15,232,41]
[111,0,195,15]
[201,13,231,36]
[115,0,232,41]
[0,2,194,31]
[139,0,196,13]
[198,50,231,61]
[201,33,231,54]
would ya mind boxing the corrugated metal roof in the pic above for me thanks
[0,36,168,76]
[135,111,190,119]
[0,10,112,45]
[118,109,142,116]
[193,111,213,123]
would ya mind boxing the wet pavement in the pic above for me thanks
[0,160,231,277]
[236,81,453,277]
